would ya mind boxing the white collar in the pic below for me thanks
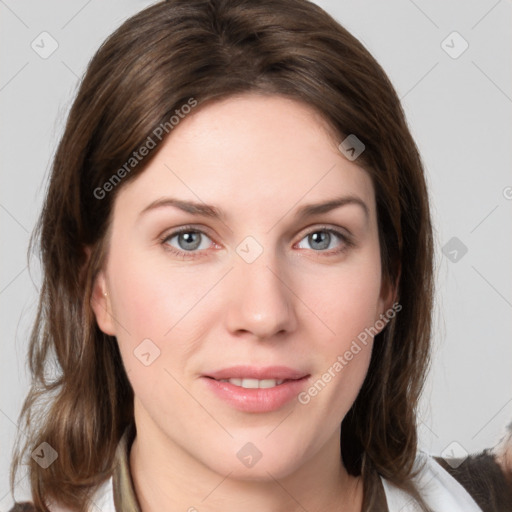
[381,451,484,511]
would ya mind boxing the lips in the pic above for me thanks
[202,365,310,412]
[216,377,286,389]
[204,365,309,381]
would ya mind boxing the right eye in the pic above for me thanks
[162,228,216,257]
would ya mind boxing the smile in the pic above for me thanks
[216,378,286,388]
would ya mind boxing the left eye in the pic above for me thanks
[164,230,213,251]
[296,229,345,251]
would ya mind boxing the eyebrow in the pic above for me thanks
[139,198,224,220]
[295,196,369,221]
[138,195,369,221]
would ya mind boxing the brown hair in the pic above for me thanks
[11,0,434,510]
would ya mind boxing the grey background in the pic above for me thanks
[1,0,511,507]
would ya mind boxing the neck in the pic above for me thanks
[129,407,363,512]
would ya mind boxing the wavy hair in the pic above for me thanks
[10,0,434,510]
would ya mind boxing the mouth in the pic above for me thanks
[201,366,310,413]
[203,364,309,382]
[205,376,302,389]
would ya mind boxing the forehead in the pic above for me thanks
[113,94,376,223]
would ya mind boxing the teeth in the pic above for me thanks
[218,378,285,388]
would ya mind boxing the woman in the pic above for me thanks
[9,0,512,511]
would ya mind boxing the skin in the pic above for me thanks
[91,94,393,512]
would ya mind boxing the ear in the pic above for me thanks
[87,247,117,336]
[375,265,401,334]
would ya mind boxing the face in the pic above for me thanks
[92,94,392,480]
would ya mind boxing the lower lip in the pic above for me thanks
[202,376,310,413]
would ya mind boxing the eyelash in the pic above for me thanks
[159,225,354,259]
[295,227,354,256]
[159,226,214,260]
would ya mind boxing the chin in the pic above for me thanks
[217,460,300,482]
[203,440,305,481]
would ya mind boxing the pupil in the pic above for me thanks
[309,231,330,250]
[179,232,201,250]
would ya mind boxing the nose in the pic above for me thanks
[224,254,298,340]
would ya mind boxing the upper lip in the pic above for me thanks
[204,365,309,381]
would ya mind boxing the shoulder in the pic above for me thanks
[380,449,512,511]
[7,504,38,512]
[7,477,115,512]
[432,448,512,512]
[7,503,70,512]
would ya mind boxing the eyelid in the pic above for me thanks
[159,224,217,242]
[295,223,353,242]
[158,225,219,258]
[293,224,355,253]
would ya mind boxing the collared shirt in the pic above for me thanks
[108,423,390,511]
[10,422,512,511]
[103,423,496,512]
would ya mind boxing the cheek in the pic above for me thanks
[293,250,382,401]
[109,247,197,331]
[106,249,221,373]
[297,271,379,425]
[298,252,383,345]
